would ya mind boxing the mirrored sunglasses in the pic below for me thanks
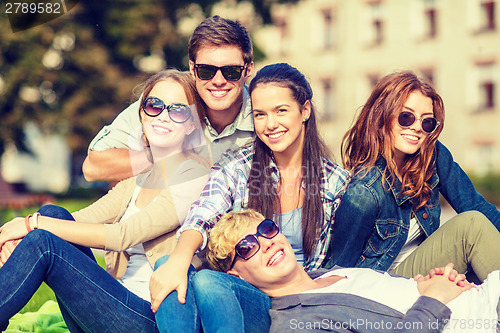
[397,111,440,134]
[194,64,246,81]
[142,97,192,123]
[230,219,280,269]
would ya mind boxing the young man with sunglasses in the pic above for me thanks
[83,15,254,182]
[206,210,500,333]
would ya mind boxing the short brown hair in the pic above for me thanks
[207,209,264,272]
[188,15,253,65]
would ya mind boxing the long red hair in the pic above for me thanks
[342,71,445,209]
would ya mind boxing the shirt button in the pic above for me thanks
[146,251,153,257]
[423,213,428,219]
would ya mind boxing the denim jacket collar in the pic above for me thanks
[374,155,440,207]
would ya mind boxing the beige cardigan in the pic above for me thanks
[72,160,209,279]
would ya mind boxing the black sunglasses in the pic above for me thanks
[230,219,280,269]
[397,111,440,134]
[194,64,246,81]
[142,97,192,123]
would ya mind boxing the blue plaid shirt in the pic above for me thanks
[179,144,351,271]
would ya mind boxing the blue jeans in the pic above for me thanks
[153,255,201,333]
[0,205,158,333]
[192,269,271,333]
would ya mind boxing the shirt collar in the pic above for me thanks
[203,85,254,138]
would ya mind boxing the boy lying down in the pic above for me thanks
[206,209,500,333]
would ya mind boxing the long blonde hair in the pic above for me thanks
[342,71,444,209]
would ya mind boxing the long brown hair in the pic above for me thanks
[247,63,331,258]
[342,71,444,209]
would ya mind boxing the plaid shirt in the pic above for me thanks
[179,144,351,271]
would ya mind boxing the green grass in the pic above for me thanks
[0,199,95,224]
[19,283,57,314]
[1,198,101,314]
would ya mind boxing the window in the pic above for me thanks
[482,81,495,108]
[368,74,380,89]
[475,143,495,175]
[321,79,334,120]
[276,17,289,39]
[468,0,497,33]
[368,2,384,46]
[322,9,335,50]
[479,65,496,110]
[410,0,438,40]
[373,19,383,44]
[420,68,435,86]
[274,16,289,56]
[480,0,496,31]
[477,62,496,110]
[424,7,437,38]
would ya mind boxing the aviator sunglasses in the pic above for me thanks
[397,110,440,134]
[142,96,192,123]
[230,219,280,269]
[194,64,246,81]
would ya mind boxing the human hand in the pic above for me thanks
[0,239,21,267]
[149,254,190,312]
[414,263,472,288]
[416,263,473,304]
[0,217,30,249]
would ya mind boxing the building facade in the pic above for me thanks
[254,0,500,175]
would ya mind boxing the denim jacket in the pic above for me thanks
[325,141,500,271]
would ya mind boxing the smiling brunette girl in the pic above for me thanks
[149,63,350,332]
[328,71,500,282]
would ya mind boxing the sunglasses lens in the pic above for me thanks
[196,65,217,80]
[143,97,165,117]
[168,104,192,123]
[421,118,438,133]
[258,219,279,239]
[235,235,259,260]
[221,66,243,81]
[398,111,416,127]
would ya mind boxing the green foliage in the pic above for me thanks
[468,173,500,206]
